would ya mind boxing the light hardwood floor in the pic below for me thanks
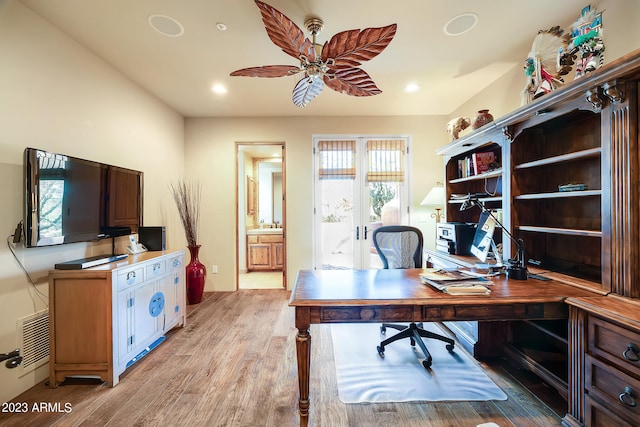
[239,271,283,289]
[0,290,563,426]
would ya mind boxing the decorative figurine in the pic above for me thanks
[521,26,575,105]
[446,117,471,141]
[568,5,605,79]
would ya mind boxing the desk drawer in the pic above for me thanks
[585,394,635,427]
[318,306,413,322]
[422,303,550,321]
[589,315,640,377]
[585,354,639,423]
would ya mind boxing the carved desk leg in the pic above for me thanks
[295,307,311,426]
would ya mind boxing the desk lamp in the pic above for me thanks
[460,196,528,280]
[420,185,445,223]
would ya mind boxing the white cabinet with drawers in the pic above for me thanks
[49,250,186,387]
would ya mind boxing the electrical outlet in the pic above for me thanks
[211,265,218,274]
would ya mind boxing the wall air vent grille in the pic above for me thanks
[16,309,49,376]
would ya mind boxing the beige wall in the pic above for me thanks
[185,116,448,292]
[0,0,184,403]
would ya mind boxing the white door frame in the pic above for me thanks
[312,134,412,270]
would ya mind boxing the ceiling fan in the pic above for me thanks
[230,0,397,108]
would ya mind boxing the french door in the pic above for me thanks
[313,135,411,270]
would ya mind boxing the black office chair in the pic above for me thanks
[372,225,455,369]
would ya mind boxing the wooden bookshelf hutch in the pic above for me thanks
[430,49,640,426]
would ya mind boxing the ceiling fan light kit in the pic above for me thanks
[230,0,397,108]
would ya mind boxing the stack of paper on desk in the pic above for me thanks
[420,268,491,295]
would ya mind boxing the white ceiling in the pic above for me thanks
[21,0,590,118]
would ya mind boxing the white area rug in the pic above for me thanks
[331,323,508,403]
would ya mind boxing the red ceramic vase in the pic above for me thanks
[471,109,494,130]
[186,245,206,304]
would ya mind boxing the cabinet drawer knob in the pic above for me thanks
[126,271,136,285]
[619,387,638,407]
[623,343,640,362]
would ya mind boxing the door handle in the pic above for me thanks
[356,226,360,240]
[364,226,368,240]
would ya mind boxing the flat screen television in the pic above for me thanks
[24,147,143,247]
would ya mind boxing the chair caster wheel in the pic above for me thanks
[446,344,455,352]
[410,337,416,346]
[422,358,432,369]
[380,326,386,335]
[377,345,385,358]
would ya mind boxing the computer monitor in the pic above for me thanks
[470,211,497,263]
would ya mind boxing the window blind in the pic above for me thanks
[367,139,405,182]
[317,140,356,180]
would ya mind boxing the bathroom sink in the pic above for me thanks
[247,228,282,235]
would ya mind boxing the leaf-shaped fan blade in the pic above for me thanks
[254,0,316,62]
[292,76,324,107]
[323,68,381,97]
[230,65,302,78]
[322,24,397,69]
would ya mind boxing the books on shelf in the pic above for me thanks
[457,151,499,178]
[472,151,496,174]
[420,268,492,295]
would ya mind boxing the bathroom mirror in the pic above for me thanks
[247,176,257,216]
[257,159,282,226]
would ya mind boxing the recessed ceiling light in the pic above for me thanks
[211,84,228,94]
[148,14,184,37]
[404,83,421,93]
[216,22,228,31]
[443,13,478,36]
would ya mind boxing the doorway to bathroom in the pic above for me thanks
[236,143,286,289]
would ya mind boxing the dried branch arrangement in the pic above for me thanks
[169,180,202,247]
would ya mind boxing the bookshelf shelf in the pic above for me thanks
[515,190,601,200]
[449,169,502,183]
[517,225,602,238]
[448,196,501,205]
[514,147,602,170]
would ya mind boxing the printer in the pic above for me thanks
[436,222,475,255]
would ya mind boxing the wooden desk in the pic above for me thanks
[288,268,599,426]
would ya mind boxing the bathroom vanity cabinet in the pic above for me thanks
[247,231,284,271]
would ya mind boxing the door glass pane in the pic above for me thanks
[368,182,403,269]
[320,179,354,269]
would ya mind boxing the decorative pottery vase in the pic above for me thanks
[472,109,494,130]
[186,245,206,304]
